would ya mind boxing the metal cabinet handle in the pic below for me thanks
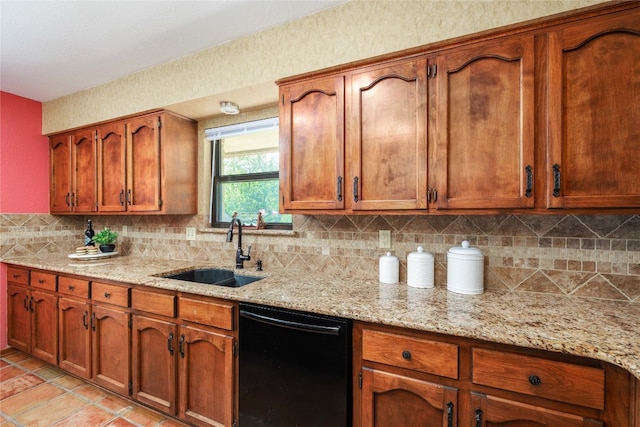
[475,408,483,427]
[29,297,34,312]
[353,177,359,202]
[553,164,561,197]
[447,401,454,427]
[13,273,21,279]
[525,165,533,198]
[68,285,75,290]
[65,193,71,207]
[337,176,343,202]
[402,350,411,360]
[91,312,96,331]
[104,292,111,298]
[529,374,541,385]
[83,311,89,330]
[23,295,29,311]
[179,334,185,358]
[38,279,45,284]
[168,332,174,355]
[127,189,132,205]
[119,190,125,206]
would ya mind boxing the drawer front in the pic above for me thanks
[7,267,29,285]
[472,348,605,410]
[92,282,130,307]
[131,288,176,318]
[179,297,234,331]
[362,329,458,379]
[58,277,90,298]
[30,271,57,291]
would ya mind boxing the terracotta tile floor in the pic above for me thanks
[0,349,188,427]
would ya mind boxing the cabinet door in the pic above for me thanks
[30,290,58,365]
[178,325,234,427]
[471,393,602,426]
[126,115,161,212]
[71,129,97,212]
[433,36,535,210]
[361,368,457,427]
[58,298,91,379]
[7,284,30,352]
[49,134,72,213]
[280,75,345,211]
[91,304,130,395]
[97,122,127,212]
[350,59,428,211]
[132,315,177,415]
[547,10,640,208]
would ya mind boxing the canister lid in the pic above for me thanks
[448,240,483,256]
[380,252,399,263]
[408,246,434,261]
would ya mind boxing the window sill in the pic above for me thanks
[199,228,296,238]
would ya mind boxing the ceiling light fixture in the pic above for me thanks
[220,101,240,115]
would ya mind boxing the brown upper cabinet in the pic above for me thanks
[546,8,640,209]
[50,129,97,213]
[50,110,197,215]
[432,35,535,210]
[278,3,639,214]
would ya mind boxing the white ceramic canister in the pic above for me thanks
[379,252,399,284]
[447,240,484,294]
[407,246,434,288]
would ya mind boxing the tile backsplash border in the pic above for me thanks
[1,213,638,303]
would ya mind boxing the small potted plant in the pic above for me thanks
[93,227,118,253]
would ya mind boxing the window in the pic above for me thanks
[207,118,291,229]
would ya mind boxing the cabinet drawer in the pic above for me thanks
[92,282,130,307]
[30,271,57,291]
[58,277,90,298]
[131,288,176,318]
[7,267,29,285]
[472,348,605,410]
[179,297,234,331]
[362,329,458,379]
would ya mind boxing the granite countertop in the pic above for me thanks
[3,253,639,380]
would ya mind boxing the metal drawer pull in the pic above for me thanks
[38,279,45,284]
[104,292,111,298]
[528,374,541,385]
[68,285,75,290]
[402,350,412,360]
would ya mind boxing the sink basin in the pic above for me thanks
[164,268,262,288]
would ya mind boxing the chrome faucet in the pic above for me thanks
[226,216,251,269]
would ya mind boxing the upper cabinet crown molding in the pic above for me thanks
[50,110,197,215]
[278,3,640,215]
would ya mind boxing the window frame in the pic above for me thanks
[208,118,291,230]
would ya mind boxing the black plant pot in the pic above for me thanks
[99,244,116,253]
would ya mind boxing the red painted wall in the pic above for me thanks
[0,91,49,349]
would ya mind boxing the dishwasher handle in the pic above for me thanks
[240,309,342,336]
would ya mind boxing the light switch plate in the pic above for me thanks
[186,227,196,241]
[379,230,391,248]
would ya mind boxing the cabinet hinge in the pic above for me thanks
[427,64,438,79]
[358,370,363,389]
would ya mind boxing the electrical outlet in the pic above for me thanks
[186,227,196,241]
[121,225,128,237]
[379,230,391,248]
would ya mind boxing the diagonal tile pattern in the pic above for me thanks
[1,213,638,303]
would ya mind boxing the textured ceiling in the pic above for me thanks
[0,0,344,102]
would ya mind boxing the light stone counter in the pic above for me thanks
[3,253,639,379]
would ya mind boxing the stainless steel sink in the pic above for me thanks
[164,268,262,288]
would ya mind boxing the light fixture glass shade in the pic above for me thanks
[220,101,240,115]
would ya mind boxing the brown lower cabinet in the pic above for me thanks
[355,322,636,427]
[5,267,639,427]
[131,288,236,427]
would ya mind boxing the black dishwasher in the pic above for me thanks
[239,303,352,427]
